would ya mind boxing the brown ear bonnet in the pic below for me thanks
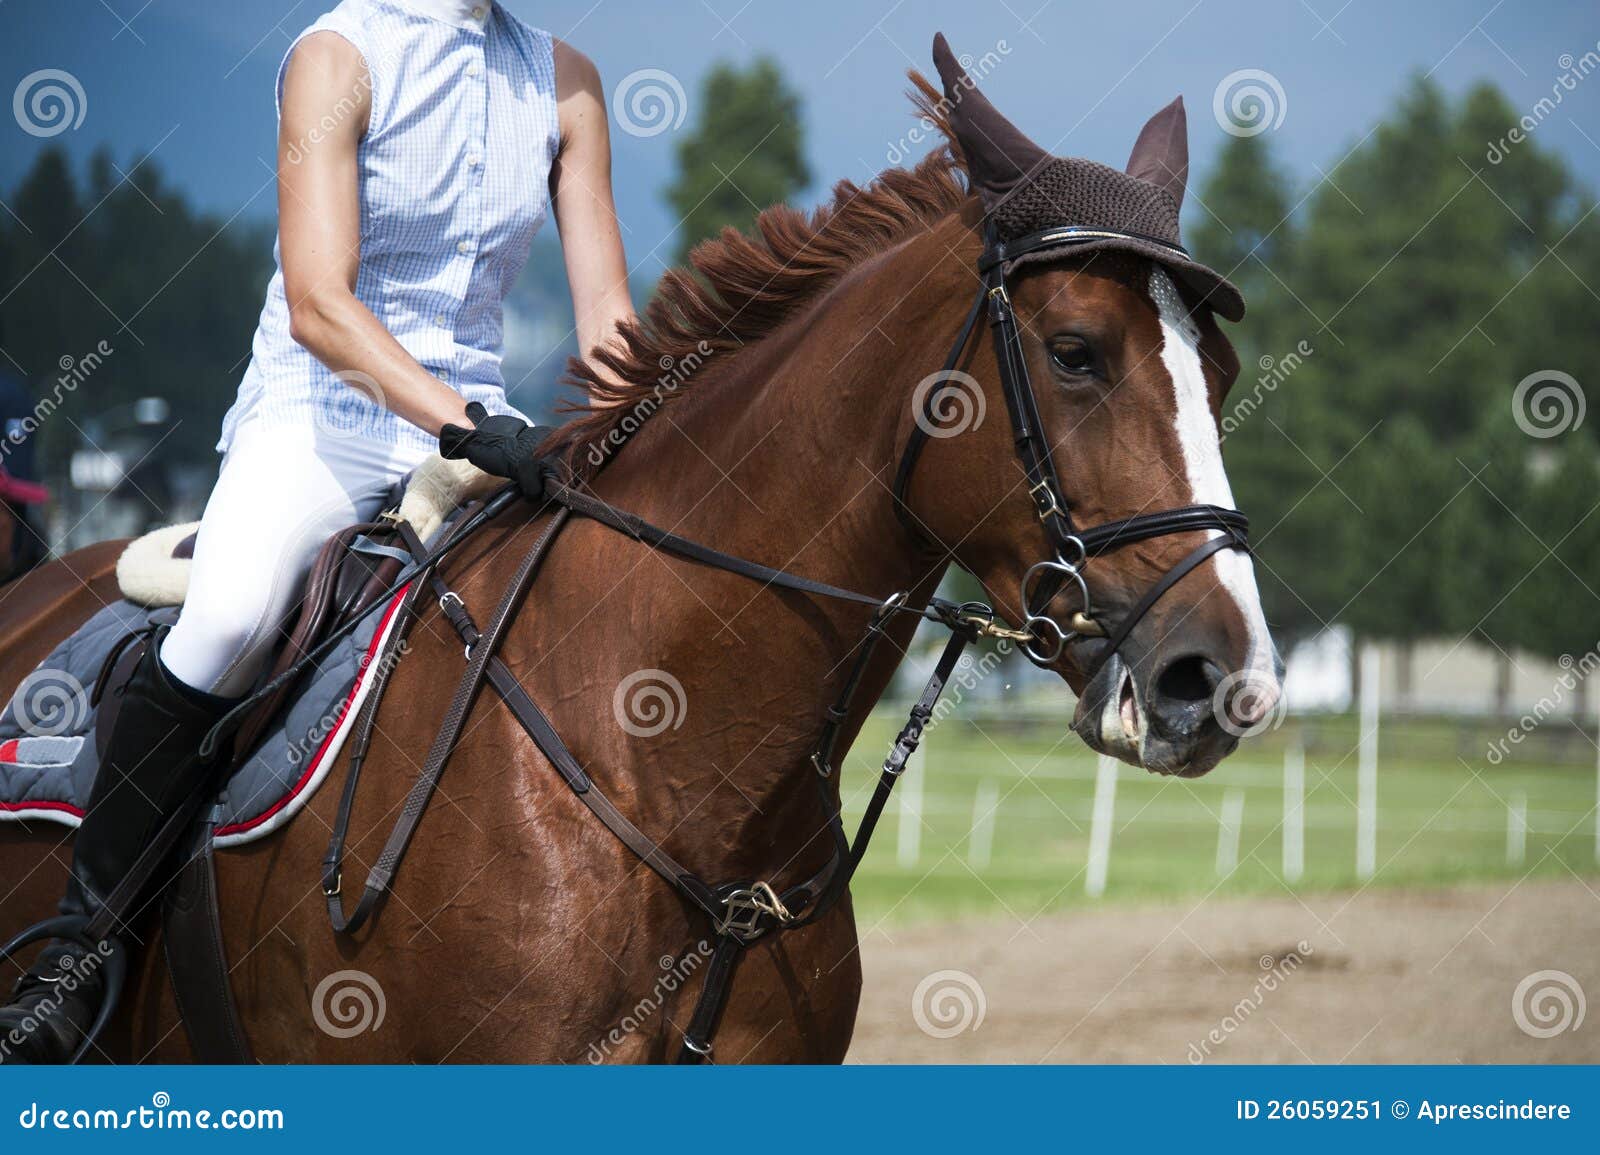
[931,32,1244,321]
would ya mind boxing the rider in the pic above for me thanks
[0,0,632,1063]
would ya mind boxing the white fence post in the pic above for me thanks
[1357,644,1380,879]
[1085,754,1118,898]
[968,780,997,872]
[1283,738,1304,883]
[1507,790,1527,866]
[1216,788,1245,877]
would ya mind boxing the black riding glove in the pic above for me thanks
[439,402,551,500]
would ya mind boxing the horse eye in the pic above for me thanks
[1050,341,1095,376]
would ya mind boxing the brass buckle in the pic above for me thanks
[958,612,1030,643]
[715,882,793,941]
[1028,480,1064,521]
[322,872,341,898]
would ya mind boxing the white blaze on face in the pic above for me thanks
[1147,267,1279,687]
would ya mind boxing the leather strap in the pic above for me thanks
[325,507,569,934]
[676,935,744,1064]
[162,806,253,1063]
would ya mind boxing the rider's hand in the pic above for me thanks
[439,402,551,500]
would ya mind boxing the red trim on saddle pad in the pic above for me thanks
[0,798,84,818]
[213,585,411,839]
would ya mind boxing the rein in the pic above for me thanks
[314,222,1254,1064]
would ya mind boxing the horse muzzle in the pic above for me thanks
[1071,647,1279,777]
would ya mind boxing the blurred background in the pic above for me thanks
[2,0,1598,1060]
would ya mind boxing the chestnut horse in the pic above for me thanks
[0,72,1279,1062]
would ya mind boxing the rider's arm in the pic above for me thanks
[277,32,473,438]
[551,39,634,399]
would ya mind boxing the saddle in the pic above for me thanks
[102,453,497,756]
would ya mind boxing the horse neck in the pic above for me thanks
[577,219,973,876]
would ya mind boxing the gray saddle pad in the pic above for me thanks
[0,588,407,846]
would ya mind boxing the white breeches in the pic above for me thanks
[161,419,431,698]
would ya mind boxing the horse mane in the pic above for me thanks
[547,72,966,466]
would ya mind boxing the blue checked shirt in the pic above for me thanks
[220,0,555,456]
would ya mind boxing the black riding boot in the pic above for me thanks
[0,643,230,1063]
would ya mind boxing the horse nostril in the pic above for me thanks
[1154,654,1224,706]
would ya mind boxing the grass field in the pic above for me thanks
[840,705,1600,925]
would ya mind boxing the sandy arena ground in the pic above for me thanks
[848,878,1600,1063]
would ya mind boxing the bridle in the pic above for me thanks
[14,217,1259,1065]
[894,223,1249,672]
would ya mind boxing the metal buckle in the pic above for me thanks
[439,591,463,614]
[958,612,1031,644]
[322,872,341,898]
[715,882,792,941]
[682,1036,714,1059]
[1028,480,1065,522]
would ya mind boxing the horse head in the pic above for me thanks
[901,36,1283,777]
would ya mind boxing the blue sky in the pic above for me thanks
[4,0,1599,284]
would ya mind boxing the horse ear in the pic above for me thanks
[931,32,1049,209]
[1125,96,1188,210]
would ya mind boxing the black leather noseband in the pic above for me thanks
[893,226,1250,672]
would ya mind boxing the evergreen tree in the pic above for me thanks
[664,59,810,263]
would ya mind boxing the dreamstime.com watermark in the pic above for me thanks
[887,39,1012,165]
[1486,648,1598,764]
[612,68,687,138]
[9,668,89,738]
[612,667,687,738]
[15,1093,283,1131]
[284,638,412,767]
[922,644,1011,737]
[0,941,115,1062]
[1511,969,1585,1038]
[311,969,386,1038]
[1511,369,1584,438]
[911,369,986,440]
[585,941,713,1062]
[13,68,86,138]
[584,341,713,468]
[1222,339,1313,438]
[1186,942,1313,1063]
[1486,44,1600,164]
[911,969,986,1039]
[1212,69,1287,138]
[3,340,114,463]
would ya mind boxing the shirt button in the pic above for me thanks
[471,5,485,18]
[436,371,449,383]
[456,240,471,254]
[434,313,447,327]
[467,64,481,77]
[466,153,481,168]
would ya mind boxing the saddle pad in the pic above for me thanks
[0,586,410,847]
